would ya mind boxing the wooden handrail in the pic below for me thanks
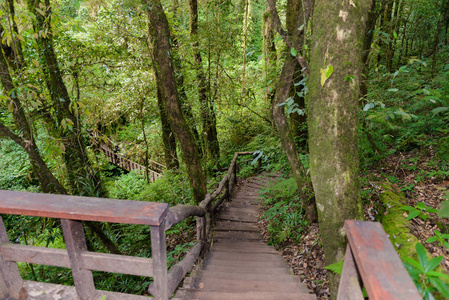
[338,220,421,300]
[0,192,169,299]
[0,151,256,300]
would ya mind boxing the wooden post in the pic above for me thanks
[0,216,23,299]
[61,219,97,300]
[197,216,206,242]
[337,244,364,300]
[150,220,168,300]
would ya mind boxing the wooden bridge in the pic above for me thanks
[89,131,165,182]
[0,152,421,299]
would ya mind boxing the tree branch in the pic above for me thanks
[266,0,309,76]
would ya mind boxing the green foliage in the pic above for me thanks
[401,202,439,221]
[323,259,344,275]
[138,170,193,206]
[0,139,34,191]
[106,170,147,200]
[426,230,449,249]
[261,178,309,245]
[403,243,449,300]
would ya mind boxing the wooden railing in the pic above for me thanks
[0,152,254,300]
[338,220,421,300]
[89,131,165,180]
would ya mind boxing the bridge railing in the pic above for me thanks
[0,152,254,300]
[338,220,421,300]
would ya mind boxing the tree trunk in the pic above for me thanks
[145,0,207,204]
[307,0,370,296]
[263,2,277,107]
[189,0,220,163]
[0,34,67,194]
[157,83,179,170]
[27,0,105,198]
[432,0,449,76]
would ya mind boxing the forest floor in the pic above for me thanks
[259,149,449,299]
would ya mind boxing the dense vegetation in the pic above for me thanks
[0,0,449,298]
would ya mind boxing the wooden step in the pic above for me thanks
[174,289,317,300]
[211,244,278,254]
[183,277,309,293]
[189,269,301,282]
[214,221,259,232]
[216,213,259,223]
[220,206,259,215]
[214,231,263,240]
[202,263,293,275]
[205,252,286,263]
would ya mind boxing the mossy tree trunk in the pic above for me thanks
[27,0,106,197]
[269,0,317,222]
[157,83,179,170]
[307,0,371,296]
[145,0,207,204]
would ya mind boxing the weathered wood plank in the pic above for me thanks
[337,244,364,300]
[0,244,155,277]
[0,190,168,226]
[0,216,23,299]
[149,222,168,300]
[345,220,421,300]
[1,244,70,268]
[61,219,97,299]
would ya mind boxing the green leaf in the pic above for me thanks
[406,210,420,220]
[427,271,449,280]
[320,65,333,86]
[416,243,427,269]
[426,236,439,243]
[403,257,425,272]
[416,202,426,209]
[425,256,443,273]
[324,259,344,275]
[438,200,449,218]
[429,278,449,298]
[401,206,415,211]
[393,31,398,39]
[100,296,107,300]
[431,107,449,115]
[424,207,439,213]
[290,48,297,57]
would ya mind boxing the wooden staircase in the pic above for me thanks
[174,174,317,300]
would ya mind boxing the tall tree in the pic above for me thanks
[144,0,207,203]
[189,0,220,163]
[27,0,106,197]
[268,0,317,221]
[307,0,371,295]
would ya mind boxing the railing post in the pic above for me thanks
[61,219,98,299]
[150,220,168,300]
[0,216,23,299]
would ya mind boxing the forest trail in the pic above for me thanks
[174,174,316,300]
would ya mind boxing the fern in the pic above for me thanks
[324,259,344,275]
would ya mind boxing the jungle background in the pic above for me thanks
[0,0,449,298]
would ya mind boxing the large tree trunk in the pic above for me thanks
[145,0,207,204]
[307,0,370,296]
[157,83,179,170]
[27,0,105,197]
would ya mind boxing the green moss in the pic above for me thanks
[379,183,419,259]
[379,182,449,290]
